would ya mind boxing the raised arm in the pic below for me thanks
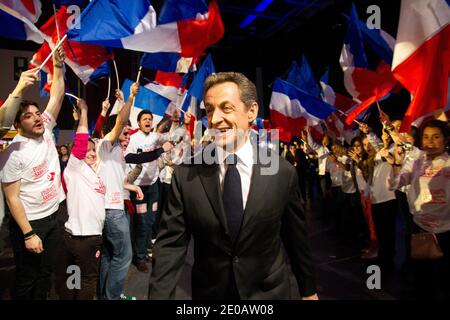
[124,142,173,164]
[71,99,89,160]
[94,100,111,138]
[305,127,321,151]
[107,84,138,142]
[0,67,40,136]
[44,46,65,120]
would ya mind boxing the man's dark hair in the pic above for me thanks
[137,110,153,123]
[203,72,257,109]
[14,100,40,125]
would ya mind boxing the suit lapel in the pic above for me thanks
[197,163,230,237]
[241,161,269,231]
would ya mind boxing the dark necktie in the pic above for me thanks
[223,154,244,242]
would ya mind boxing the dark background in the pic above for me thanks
[0,0,409,133]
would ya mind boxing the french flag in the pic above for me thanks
[37,6,112,85]
[392,0,450,132]
[285,55,321,98]
[0,2,43,43]
[145,71,183,103]
[30,41,53,93]
[110,79,170,129]
[67,0,224,58]
[1,0,41,22]
[140,52,197,73]
[319,69,357,114]
[339,4,397,125]
[269,78,336,141]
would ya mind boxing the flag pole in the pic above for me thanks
[132,66,143,108]
[52,4,61,41]
[34,34,67,76]
[65,92,80,101]
[336,109,362,126]
[376,101,382,114]
[112,59,120,90]
[106,76,111,101]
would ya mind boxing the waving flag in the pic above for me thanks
[0,3,43,43]
[392,0,450,132]
[285,55,320,97]
[39,6,112,84]
[319,69,356,113]
[188,54,216,102]
[340,4,397,125]
[145,71,183,102]
[269,78,336,141]
[140,52,196,73]
[351,12,396,65]
[1,0,41,22]
[30,41,53,93]
[67,0,224,57]
[110,79,170,128]
[158,0,208,24]
[51,0,88,8]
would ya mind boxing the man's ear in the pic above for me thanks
[247,101,259,125]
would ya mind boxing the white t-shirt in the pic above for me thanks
[354,166,367,194]
[340,156,356,194]
[125,130,162,186]
[64,136,106,236]
[1,112,64,221]
[307,135,329,176]
[96,133,126,210]
[391,152,450,234]
[327,157,343,187]
[370,154,396,204]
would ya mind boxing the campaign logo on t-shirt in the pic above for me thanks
[95,179,106,196]
[41,185,58,204]
[109,191,122,204]
[32,161,49,180]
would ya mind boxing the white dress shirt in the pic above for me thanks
[216,137,255,210]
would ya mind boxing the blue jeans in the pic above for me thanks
[131,182,159,262]
[99,209,132,300]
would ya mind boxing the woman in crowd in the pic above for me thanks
[56,99,105,300]
[59,144,70,173]
[390,120,450,300]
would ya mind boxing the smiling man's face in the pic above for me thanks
[204,82,258,151]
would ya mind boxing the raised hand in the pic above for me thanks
[77,98,88,111]
[53,45,65,67]
[102,100,111,114]
[130,82,139,98]
[115,89,124,102]
[359,123,369,134]
[13,67,40,96]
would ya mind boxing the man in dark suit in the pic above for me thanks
[148,72,318,300]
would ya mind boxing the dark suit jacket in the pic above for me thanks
[148,145,316,300]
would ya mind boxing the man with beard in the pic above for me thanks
[1,47,66,300]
